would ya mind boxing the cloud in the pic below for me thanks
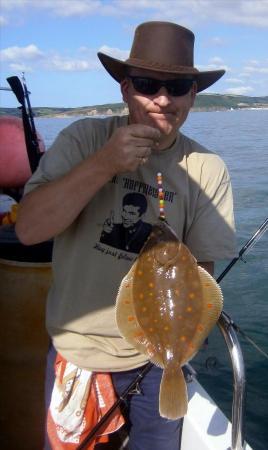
[0,15,8,26]
[9,62,33,72]
[0,44,44,61]
[98,45,129,61]
[2,0,103,17]
[196,56,231,73]
[225,78,243,84]
[241,59,268,78]
[209,57,225,65]
[225,86,254,95]
[1,0,268,27]
[41,0,101,17]
[0,43,101,73]
[243,65,268,75]
[1,0,29,9]
[45,54,99,71]
[204,36,227,47]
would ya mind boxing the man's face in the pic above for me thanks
[122,204,142,228]
[120,68,197,148]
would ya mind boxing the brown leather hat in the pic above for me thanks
[98,21,225,93]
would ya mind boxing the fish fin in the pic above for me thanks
[115,263,157,360]
[198,265,223,322]
[150,354,165,369]
[182,266,223,364]
[159,366,188,419]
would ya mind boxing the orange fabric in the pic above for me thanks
[47,353,125,449]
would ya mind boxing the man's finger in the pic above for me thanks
[135,147,152,158]
[130,124,161,141]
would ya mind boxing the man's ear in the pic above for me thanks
[120,78,130,103]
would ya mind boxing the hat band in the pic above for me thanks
[126,57,200,74]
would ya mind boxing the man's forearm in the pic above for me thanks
[15,151,114,245]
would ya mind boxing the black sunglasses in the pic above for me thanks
[128,76,194,97]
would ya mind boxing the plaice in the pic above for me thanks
[116,220,223,419]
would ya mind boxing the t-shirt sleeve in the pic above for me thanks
[185,155,237,262]
[24,125,88,195]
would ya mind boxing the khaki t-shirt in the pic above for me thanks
[25,115,236,371]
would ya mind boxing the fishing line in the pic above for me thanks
[232,324,268,360]
[215,217,268,360]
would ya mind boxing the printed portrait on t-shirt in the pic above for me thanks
[100,192,152,253]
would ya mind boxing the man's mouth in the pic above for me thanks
[148,111,174,118]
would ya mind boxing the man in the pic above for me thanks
[100,192,152,252]
[16,21,236,450]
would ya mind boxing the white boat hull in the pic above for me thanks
[182,379,253,450]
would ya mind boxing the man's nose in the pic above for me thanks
[153,87,171,107]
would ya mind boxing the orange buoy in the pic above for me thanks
[0,115,45,188]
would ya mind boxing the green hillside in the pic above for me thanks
[1,94,268,118]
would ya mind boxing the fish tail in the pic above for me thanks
[159,366,187,420]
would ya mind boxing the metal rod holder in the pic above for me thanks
[218,311,246,450]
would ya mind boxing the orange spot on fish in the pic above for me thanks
[128,316,135,322]
[149,292,153,296]
[180,336,186,342]
[207,303,213,309]
[137,270,143,276]
[163,325,169,331]
[142,306,147,312]
[148,327,154,332]
[175,289,180,296]
[197,324,204,332]
[139,293,144,299]
[134,331,144,338]
[148,282,154,288]
[188,292,195,299]
[124,299,131,304]
[186,306,193,312]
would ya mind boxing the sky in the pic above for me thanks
[1,0,268,108]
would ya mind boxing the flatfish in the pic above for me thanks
[116,220,223,419]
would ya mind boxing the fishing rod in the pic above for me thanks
[77,217,268,450]
[77,362,153,450]
[21,73,40,149]
[6,74,42,173]
[217,217,268,283]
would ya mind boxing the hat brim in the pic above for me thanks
[98,52,225,93]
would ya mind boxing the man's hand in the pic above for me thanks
[15,125,160,246]
[102,210,115,234]
[97,124,160,175]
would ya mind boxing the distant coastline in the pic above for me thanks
[1,93,268,118]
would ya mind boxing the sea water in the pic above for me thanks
[35,109,268,450]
